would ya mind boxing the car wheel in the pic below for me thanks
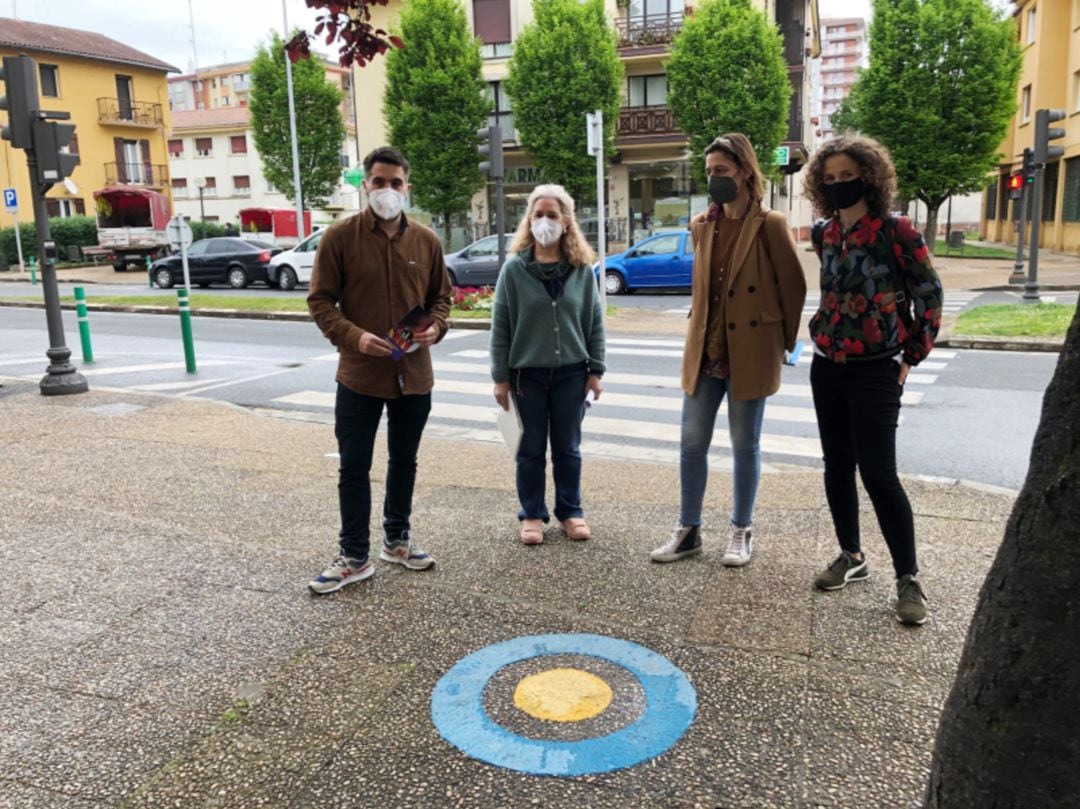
[227,266,249,289]
[604,271,627,295]
[113,261,127,272]
[278,266,297,291]
[154,268,174,289]
[447,270,458,287]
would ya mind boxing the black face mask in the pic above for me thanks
[708,175,739,207]
[824,177,866,211]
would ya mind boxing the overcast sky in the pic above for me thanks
[5,0,332,73]
[10,0,1015,75]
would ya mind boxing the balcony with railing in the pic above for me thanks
[615,14,684,49]
[98,98,165,128]
[616,106,683,140]
[104,161,169,187]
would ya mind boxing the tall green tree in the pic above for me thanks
[666,0,790,181]
[504,0,622,204]
[843,0,1021,247]
[250,34,347,209]
[384,0,489,248]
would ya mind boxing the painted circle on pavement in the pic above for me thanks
[431,633,697,776]
[513,667,613,722]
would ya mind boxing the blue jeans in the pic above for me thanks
[335,383,431,560]
[512,363,589,523]
[679,375,766,528]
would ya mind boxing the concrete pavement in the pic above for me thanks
[0,376,1016,808]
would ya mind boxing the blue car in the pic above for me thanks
[594,230,693,294]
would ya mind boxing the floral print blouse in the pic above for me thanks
[809,214,943,366]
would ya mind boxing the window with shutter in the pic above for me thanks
[1063,157,1080,222]
[1042,161,1059,222]
[998,175,1010,220]
[473,0,511,44]
[195,138,213,157]
[230,135,247,154]
[984,181,997,221]
[168,139,184,157]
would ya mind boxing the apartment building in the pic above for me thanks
[982,0,1080,253]
[0,18,177,220]
[166,60,360,226]
[811,17,866,142]
[356,0,820,250]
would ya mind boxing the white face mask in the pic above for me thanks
[531,216,564,247]
[368,188,405,220]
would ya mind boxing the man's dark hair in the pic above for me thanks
[363,146,410,177]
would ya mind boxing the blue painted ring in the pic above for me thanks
[431,633,696,776]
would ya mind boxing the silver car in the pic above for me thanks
[444,234,509,287]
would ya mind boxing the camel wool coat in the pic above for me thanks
[681,201,807,401]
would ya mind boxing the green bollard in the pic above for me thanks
[177,288,197,373]
[146,255,154,288]
[74,286,94,364]
[28,255,37,285]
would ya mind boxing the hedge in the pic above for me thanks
[0,216,98,266]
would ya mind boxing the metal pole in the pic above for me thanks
[199,186,205,224]
[1012,183,1027,280]
[593,109,607,318]
[1024,165,1043,302]
[26,142,88,395]
[495,175,505,270]
[28,254,36,285]
[145,254,154,288]
[177,287,197,373]
[73,286,94,364]
[12,210,25,272]
[945,195,953,248]
[179,225,192,294]
[283,0,306,242]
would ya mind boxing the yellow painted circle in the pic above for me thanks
[512,667,614,722]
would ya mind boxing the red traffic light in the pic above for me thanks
[1008,173,1023,191]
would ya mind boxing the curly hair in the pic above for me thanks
[803,132,897,218]
[508,184,597,268]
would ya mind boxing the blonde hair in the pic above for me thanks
[508,183,597,267]
[704,132,766,203]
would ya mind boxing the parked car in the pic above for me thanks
[593,230,693,294]
[268,228,325,290]
[150,237,282,289]
[444,234,510,287]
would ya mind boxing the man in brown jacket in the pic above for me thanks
[308,147,452,594]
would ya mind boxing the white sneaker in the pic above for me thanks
[650,524,702,563]
[721,524,753,567]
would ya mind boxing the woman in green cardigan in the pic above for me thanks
[489,184,607,545]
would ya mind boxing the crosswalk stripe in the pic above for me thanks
[78,360,239,377]
[131,378,227,391]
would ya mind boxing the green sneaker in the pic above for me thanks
[896,574,928,625]
[814,550,869,590]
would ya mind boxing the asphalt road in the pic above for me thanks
[0,306,1060,491]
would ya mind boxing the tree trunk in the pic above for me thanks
[925,300,1080,807]
[443,213,453,252]
[923,203,939,251]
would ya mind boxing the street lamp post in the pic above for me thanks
[194,175,206,225]
[282,0,306,242]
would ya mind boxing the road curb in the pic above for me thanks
[936,336,1061,352]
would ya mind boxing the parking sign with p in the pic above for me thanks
[3,188,17,213]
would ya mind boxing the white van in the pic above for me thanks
[268,228,324,290]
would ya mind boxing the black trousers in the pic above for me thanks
[810,355,917,578]
[335,383,431,561]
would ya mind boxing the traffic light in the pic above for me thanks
[31,120,79,186]
[1008,172,1023,200]
[477,125,504,179]
[1034,108,1066,164]
[1022,147,1036,185]
[0,54,39,148]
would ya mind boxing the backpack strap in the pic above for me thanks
[880,215,915,326]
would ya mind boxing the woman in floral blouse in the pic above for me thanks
[803,134,943,627]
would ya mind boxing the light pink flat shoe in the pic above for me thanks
[561,517,591,541]
[520,519,544,545]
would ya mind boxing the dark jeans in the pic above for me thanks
[513,363,588,523]
[335,382,431,561]
[810,355,917,578]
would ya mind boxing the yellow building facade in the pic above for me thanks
[982,0,1080,253]
[0,18,176,222]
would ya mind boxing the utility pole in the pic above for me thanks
[477,125,505,269]
[587,110,607,317]
[282,0,306,242]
